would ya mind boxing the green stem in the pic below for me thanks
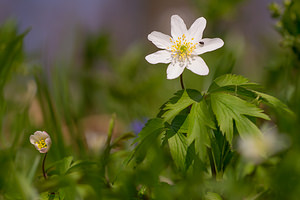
[42,152,48,179]
[207,147,216,179]
[180,74,185,90]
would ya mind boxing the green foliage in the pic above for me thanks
[128,118,165,164]
[159,89,202,122]
[211,92,269,141]
[0,20,26,91]
[130,74,289,180]
[1,1,299,199]
[187,100,214,160]
[204,192,223,200]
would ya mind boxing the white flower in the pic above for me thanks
[30,131,52,153]
[145,15,224,79]
[237,126,289,164]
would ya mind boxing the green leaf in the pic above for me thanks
[164,114,189,171]
[214,74,249,86]
[208,74,259,93]
[210,129,233,174]
[187,100,215,160]
[128,118,165,164]
[204,192,223,200]
[58,156,73,175]
[111,132,136,148]
[255,91,294,117]
[168,131,187,171]
[185,141,196,171]
[208,74,293,123]
[46,156,74,175]
[235,115,262,138]
[211,93,270,143]
[66,160,97,174]
[160,89,202,122]
[133,118,164,144]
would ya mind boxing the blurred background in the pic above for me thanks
[0,0,280,76]
[1,0,300,199]
[0,0,282,122]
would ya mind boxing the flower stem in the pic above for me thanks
[42,152,48,179]
[180,74,185,90]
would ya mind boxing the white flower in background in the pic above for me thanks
[30,131,52,153]
[145,15,224,79]
[237,126,290,164]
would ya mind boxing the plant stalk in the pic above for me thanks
[42,152,48,179]
[180,74,185,90]
[207,147,216,179]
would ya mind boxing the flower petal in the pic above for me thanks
[39,148,48,153]
[30,135,39,144]
[188,17,206,43]
[193,38,224,55]
[186,56,209,76]
[45,138,52,149]
[171,15,187,39]
[145,50,172,64]
[148,31,172,49]
[35,131,50,139]
[166,62,185,79]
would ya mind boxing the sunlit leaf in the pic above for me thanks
[160,89,202,122]
[187,100,215,160]
[168,131,187,171]
[211,92,270,143]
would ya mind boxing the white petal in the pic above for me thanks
[37,131,50,139]
[171,15,187,39]
[45,138,52,149]
[188,17,206,43]
[30,135,39,144]
[30,131,50,144]
[148,31,172,49]
[39,148,48,153]
[145,50,172,64]
[166,62,185,79]
[193,38,224,55]
[186,56,209,76]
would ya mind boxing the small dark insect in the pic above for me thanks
[199,41,204,47]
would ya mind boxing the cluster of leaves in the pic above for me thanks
[270,0,300,58]
[130,74,291,178]
[268,0,300,117]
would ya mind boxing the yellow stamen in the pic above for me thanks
[170,34,197,62]
[35,139,47,150]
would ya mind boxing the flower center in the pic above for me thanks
[35,139,47,149]
[169,34,197,62]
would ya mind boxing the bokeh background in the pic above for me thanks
[0,0,282,122]
[1,0,300,199]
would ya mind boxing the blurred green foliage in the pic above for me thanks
[0,0,300,199]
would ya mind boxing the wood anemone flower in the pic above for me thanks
[30,131,52,153]
[145,15,224,79]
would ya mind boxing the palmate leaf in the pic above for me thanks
[210,129,233,174]
[255,91,294,117]
[211,92,270,143]
[208,74,260,92]
[209,74,293,116]
[159,89,202,122]
[168,131,187,171]
[165,114,189,171]
[187,100,215,161]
